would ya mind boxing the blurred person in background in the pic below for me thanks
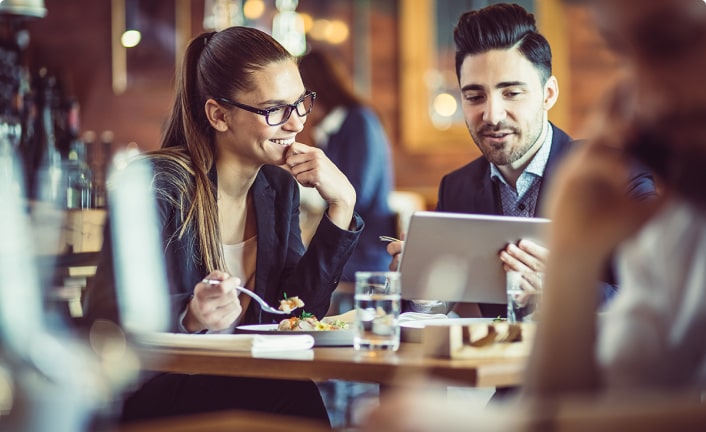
[83,26,362,426]
[299,49,397,315]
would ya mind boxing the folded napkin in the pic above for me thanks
[325,310,449,324]
[399,312,449,323]
[135,332,315,353]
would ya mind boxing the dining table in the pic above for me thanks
[116,329,530,432]
[109,372,706,432]
[110,409,333,432]
[134,340,527,389]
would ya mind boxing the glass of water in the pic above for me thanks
[506,270,543,323]
[354,271,401,351]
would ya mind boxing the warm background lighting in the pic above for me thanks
[299,12,313,33]
[432,92,458,117]
[326,19,349,44]
[243,0,265,20]
[120,29,141,48]
[309,19,349,44]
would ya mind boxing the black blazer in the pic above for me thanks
[83,163,363,331]
[434,124,656,317]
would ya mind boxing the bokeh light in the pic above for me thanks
[121,30,141,48]
[309,19,349,44]
[243,0,265,20]
[433,92,458,117]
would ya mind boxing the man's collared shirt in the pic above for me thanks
[489,123,553,217]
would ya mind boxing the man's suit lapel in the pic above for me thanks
[473,172,500,215]
[535,124,574,217]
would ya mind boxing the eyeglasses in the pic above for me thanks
[215,90,316,126]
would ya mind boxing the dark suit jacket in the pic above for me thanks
[434,124,656,317]
[83,163,362,330]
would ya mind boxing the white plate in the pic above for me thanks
[134,332,314,352]
[236,324,354,347]
[401,318,494,343]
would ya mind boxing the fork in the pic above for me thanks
[202,279,291,314]
[378,235,402,243]
[379,235,403,271]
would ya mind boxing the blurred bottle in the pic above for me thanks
[83,129,103,208]
[82,129,96,170]
[0,114,23,196]
[63,99,93,209]
[64,137,92,209]
[92,130,114,209]
[0,122,23,196]
[17,63,37,191]
[32,68,65,206]
[0,23,27,196]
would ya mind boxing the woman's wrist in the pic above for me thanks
[326,201,356,230]
[182,298,205,333]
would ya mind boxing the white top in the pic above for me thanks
[598,199,706,389]
[222,235,258,327]
[177,236,258,333]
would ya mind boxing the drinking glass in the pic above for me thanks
[506,270,543,323]
[353,271,401,351]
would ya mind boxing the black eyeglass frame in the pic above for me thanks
[215,90,317,126]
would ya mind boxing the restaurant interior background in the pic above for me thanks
[4,0,624,209]
[0,1,682,430]
[0,0,628,338]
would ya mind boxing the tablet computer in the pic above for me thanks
[398,211,550,304]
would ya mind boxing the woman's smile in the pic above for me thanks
[270,137,295,147]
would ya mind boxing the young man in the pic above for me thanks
[388,3,655,317]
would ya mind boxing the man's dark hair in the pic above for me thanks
[454,3,552,84]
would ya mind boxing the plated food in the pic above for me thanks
[277,312,349,331]
[236,310,354,346]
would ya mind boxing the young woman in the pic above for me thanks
[84,26,362,425]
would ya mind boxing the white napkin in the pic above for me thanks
[135,332,315,353]
[399,312,449,323]
[326,310,448,323]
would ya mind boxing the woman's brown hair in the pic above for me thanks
[146,27,293,272]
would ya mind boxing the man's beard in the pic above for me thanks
[627,108,706,212]
[472,122,529,166]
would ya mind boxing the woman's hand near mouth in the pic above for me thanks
[281,142,356,230]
